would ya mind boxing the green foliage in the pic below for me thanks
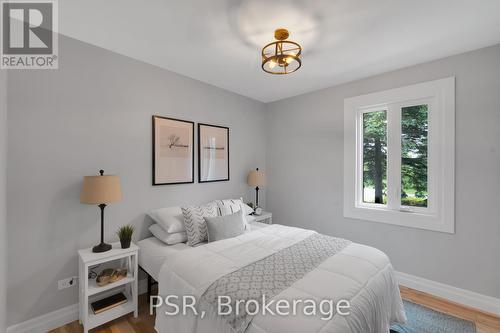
[117,224,134,240]
[401,105,428,203]
[363,105,428,207]
[401,197,427,207]
[363,111,387,203]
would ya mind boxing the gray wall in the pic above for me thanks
[0,69,7,332]
[6,36,267,326]
[265,45,500,298]
[5,34,499,327]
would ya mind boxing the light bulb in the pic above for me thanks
[285,57,293,64]
[269,60,277,69]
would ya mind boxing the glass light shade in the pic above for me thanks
[261,29,302,75]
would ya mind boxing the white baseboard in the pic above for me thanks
[7,279,149,333]
[6,303,79,333]
[396,271,500,316]
[8,273,500,332]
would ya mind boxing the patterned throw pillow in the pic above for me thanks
[215,198,253,216]
[182,202,218,246]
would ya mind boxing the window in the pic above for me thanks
[344,77,455,233]
[401,104,428,208]
[362,110,387,205]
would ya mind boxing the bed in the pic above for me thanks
[137,220,269,296]
[140,223,406,333]
[138,237,191,282]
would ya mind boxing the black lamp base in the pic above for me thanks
[93,203,111,253]
[92,242,112,253]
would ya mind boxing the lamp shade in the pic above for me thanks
[80,174,122,204]
[247,169,266,187]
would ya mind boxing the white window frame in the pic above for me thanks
[344,77,455,233]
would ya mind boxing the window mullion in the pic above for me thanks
[356,109,364,206]
[386,104,401,210]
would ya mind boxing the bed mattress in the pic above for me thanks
[137,237,191,281]
[138,220,269,280]
[154,224,406,333]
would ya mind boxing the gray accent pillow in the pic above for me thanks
[204,210,246,242]
[182,202,218,246]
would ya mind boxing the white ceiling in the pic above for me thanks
[60,0,500,102]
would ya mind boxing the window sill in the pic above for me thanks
[343,205,454,234]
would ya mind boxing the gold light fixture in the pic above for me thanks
[262,28,302,75]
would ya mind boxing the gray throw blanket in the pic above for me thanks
[200,233,352,332]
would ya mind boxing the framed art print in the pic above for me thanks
[198,123,229,183]
[152,116,194,185]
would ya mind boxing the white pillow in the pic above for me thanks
[240,201,254,215]
[215,198,253,216]
[149,223,187,245]
[148,206,185,233]
[245,215,256,224]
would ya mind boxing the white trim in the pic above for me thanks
[6,303,78,333]
[7,279,149,333]
[396,271,500,316]
[344,77,455,233]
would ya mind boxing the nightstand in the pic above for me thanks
[78,242,138,333]
[253,211,272,224]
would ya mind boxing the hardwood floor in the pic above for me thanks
[50,294,155,333]
[51,287,500,333]
[399,286,500,333]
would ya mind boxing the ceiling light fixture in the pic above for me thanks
[261,28,302,75]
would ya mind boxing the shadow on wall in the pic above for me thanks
[226,0,324,55]
[134,214,156,241]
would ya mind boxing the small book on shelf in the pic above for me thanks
[91,292,127,314]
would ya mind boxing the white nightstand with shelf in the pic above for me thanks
[78,242,138,333]
[253,211,272,224]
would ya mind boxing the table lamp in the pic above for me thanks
[80,170,122,253]
[247,168,266,208]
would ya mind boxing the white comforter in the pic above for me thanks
[155,224,406,333]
